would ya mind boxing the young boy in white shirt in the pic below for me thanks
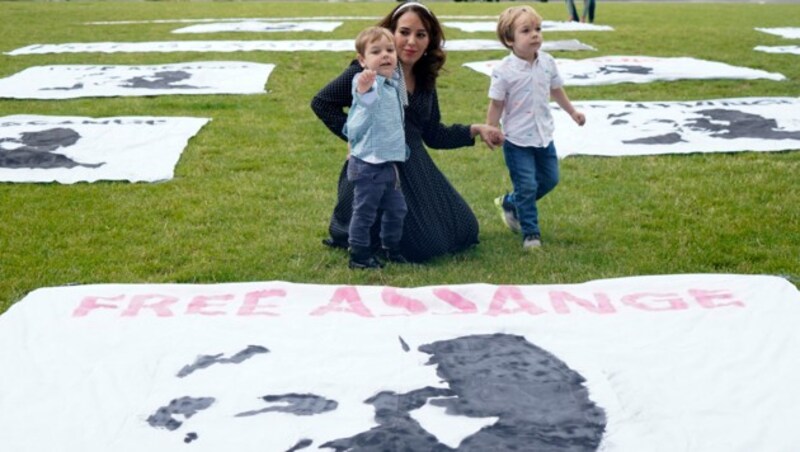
[486,5,586,250]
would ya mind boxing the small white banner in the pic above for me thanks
[0,275,799,451]
[552,97,800,158]
[463,55,785,85]
[5,39,594,55]
[172,21,343,34]
[0,115,209,183]
[754,45,800,55]
[444,20,613,33]
[755,27,800,39]
[0,62,275,99]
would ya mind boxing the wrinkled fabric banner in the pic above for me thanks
[0,115,209,183]
[445,20,613,33]
[552,97,800,157]
[463,55,785,85]
[0,62,275,99]
[5,39,594,55]
[1,274,799,451]
[172,21,343,34]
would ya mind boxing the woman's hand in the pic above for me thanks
[470,124,504,150]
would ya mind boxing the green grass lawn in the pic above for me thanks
[1,1,798,314]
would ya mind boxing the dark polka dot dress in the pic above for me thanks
[311,61,480,263]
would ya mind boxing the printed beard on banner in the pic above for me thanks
[755,27,800,39]
[754,45,800,56]
[172,21,343,34]
[0,274,799,452]
[4,39,594,55]
[0,62,275,99]
[462,56,785,85]
[551,97,800,157]
[0,115,209,183]
[444,20,613,33]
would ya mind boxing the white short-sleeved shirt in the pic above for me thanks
[488,51,563,148]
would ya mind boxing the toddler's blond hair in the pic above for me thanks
[496,6,543,50]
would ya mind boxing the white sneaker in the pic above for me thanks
[523,234,542,250]
[494,194,521,234]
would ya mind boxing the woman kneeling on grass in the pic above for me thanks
[311,1,503,264]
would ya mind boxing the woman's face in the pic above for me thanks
[393,11,430,67]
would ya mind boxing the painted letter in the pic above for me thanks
[187,294,235,316]
[238,289,286,316]
[121,294,178,317]
[433,288,478,314]
[549,291,616,314]
[310,286,374,317]
[690,289,745,309]
[382,288,427,315]
[72,295,125,317]
[621,292,688,311]
[486,286,546,316]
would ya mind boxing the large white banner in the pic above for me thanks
[552,97,800,158]
[463,55,785,85]
[172,21,343,34]
[0,115,209,183]
[444,20,613,33]
[0,62,275,99]
[85,16,502,26]
[0,274,799,451]
[755,27,800,39]
[754,45,800,55]
[5,39,594,55]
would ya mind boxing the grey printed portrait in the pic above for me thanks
[614,108,800,145]
[148,334,606,451]
[0,127,104,169]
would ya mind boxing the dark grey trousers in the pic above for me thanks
[347,157,407,249]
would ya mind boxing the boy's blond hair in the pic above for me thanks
[496,6,543,50]
[354,26,395,56]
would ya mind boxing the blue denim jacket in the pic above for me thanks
[343,72,408,164]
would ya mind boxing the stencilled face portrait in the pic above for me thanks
[0,127,104,169]
[145,333,606,451]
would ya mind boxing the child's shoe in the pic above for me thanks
[349,246,384,269]
[494,193,521,234]
[523,234,542,250]
[382,247,409,264]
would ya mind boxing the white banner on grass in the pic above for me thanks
[552,97,800,158]
[5,39,594,55]
[85,16,502,25]
[172,21,342,34]
[444,20,613,33]
[463,55,785,85]
[0,115,209,183]
[0,62,275,99]
[754,45,800,55]
[755,27,800,39]
[0,274,799,451]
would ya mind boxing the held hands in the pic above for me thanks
[357,69,377,93]
[571,110,586,126]
[472,124,504,150]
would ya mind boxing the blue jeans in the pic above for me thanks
[566,0,596,23]
[347,158,407,249]
[502,140,559,237]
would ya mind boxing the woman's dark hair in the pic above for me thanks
[378,2,446,91]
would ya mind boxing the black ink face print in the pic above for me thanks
[120,70,206,90]
[324,334,607,451]
[147,336,606,451]
[599,65,653,76]
[0,128,104,169]
[574,65,654,80]
[615,108,800,146]
[686,109,800,140]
